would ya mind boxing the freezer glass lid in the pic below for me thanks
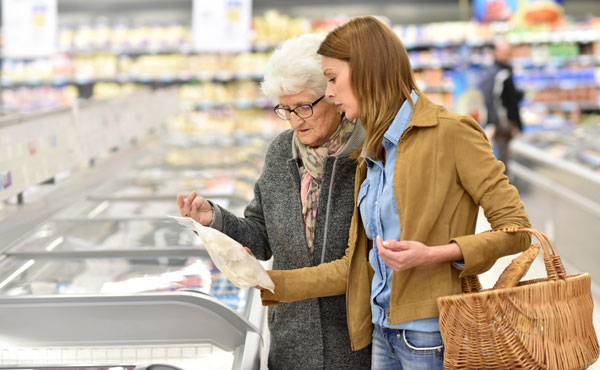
[6,219,203,253]
[56,199,182,219]
[54,199,229,219]
[134,146,265,169]
[90,176,254,200]
[0,256,249,313]
[127,166,260,183]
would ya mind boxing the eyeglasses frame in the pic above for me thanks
[273,95,326,120]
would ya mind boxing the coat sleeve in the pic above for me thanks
[210,148,273,261]
[261,244,351,305]
[212,186,272,260]
[450,116,531,277]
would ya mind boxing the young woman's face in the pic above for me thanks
[322,56,359,120]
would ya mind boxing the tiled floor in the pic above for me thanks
[476,209,600,369]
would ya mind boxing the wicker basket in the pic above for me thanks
[437,227,599,370]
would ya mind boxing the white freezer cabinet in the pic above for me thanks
[0,292,264,370]
[0,218,265,369]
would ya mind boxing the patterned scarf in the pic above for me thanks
[294,118,356,258]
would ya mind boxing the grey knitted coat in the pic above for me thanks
[211,124,371,370]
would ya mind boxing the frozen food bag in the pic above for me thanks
[169,216,275,293]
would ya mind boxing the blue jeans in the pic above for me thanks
[371,325,444,370]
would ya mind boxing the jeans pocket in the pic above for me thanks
[401,330,444,355]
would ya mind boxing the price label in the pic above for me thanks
[192,0,252,52]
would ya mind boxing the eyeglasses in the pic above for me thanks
[273,96,325,120]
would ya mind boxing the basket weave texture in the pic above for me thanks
[437,227,599,370]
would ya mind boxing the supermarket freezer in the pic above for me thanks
[510,137,600,294]
[0,291,263,369]
[0,216,266,369]
[0,107,274,369]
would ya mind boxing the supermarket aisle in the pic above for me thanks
[476,208,600,369]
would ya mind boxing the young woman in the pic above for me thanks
[260,16,531,369]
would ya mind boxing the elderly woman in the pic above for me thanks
[177,34,371,370]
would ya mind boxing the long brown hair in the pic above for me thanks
[317,16,420,162]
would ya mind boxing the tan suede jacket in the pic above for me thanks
[261,94,531,351]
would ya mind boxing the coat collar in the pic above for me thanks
[407,93,439,128]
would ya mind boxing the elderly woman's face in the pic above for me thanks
[278,90,341,147]
[322,57,359,120]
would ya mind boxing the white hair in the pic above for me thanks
[261,33,327,103]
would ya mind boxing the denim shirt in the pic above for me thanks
[358,91,439,332]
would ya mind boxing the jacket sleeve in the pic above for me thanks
[261,244,351,305]
[450,116,531,277]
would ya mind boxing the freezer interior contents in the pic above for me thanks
[7,219,204,252]
[0,256,248,313]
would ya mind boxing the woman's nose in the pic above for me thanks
[326,84,335,100]
[289,114,304,127]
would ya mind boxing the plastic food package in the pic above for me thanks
[169,216,275,293]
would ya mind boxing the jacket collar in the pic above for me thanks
[407,93,439,128]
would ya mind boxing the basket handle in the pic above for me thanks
[461,227,566,293]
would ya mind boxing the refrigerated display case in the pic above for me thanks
[0,211,266,369]
[0,291,263,369]
[87,173,254,207]
[0,108,273,369]
[510,125,600,291]
[134,146,266,172]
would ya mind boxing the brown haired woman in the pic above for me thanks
[260,16,531,369]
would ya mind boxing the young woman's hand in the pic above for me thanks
[176,191,213,226]
[376,236,463,272]
[376,236,431,272]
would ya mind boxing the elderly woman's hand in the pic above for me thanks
[176,191,214,226]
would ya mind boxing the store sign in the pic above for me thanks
[2,0,57,58]
[192,0,252,52]
[473,0,564,24]
[473,0,519,22]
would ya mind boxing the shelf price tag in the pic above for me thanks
[192,0,252,52]
[1,0,57,58]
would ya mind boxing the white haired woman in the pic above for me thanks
[177,34,371,370]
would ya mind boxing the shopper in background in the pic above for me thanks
[177,33,371,370]
[259,16,531,370]
[482,41,524,177]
